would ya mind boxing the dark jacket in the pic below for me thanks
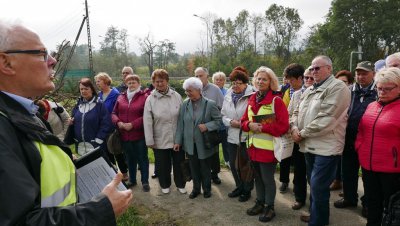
[0,92,115,226]
[345,82,377,146]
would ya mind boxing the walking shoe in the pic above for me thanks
[189,191,200,199]
[126,181,137,188]
[122,173,129,181]
[279,182,288,193]
[246,200,264,216]
[300,214,310,223]
[329,179,342,190]
[178,188,187,194]
[238,192,251,202]
[151,173,158,179]
[212,177,222,185]
[291,201,304,210]
[259,205,275,222]
[334,198,357,208]
[361,206,368,218]
[142,183,150,192]
[228,187,242,198]
[203,191,212,198]
[161,188,170,194]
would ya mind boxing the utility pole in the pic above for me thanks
[85,0,94,79]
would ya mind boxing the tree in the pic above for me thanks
[250,14,264,54]
[139,33,158,75]
[264,4,303,61]
[154,39,177,69]
[100,26,119,56]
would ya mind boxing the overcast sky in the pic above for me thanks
[1,0,332,55]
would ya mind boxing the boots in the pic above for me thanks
[246,199,264,216]
[259,205,276,222]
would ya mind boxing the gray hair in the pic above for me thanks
[212,71,226,82]
[386,52,400,66]
[253,66,280,91]
[0,20,20,51]
[122,66,134,74]
[304,66,312,76]
[375,67,400,87]
[183,77,203,91]
[313,55,333,72]
[194,67,209,76]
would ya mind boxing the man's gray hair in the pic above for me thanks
[194,67,209,76]
[0,20,18,51]
[183,77,203,91]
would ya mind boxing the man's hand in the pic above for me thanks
[291,128,303,143]
[198,124,208,133]
[102,173,133,217]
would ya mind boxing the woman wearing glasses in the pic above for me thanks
[222,66,255,202]
[356,67,400,225]
[241,66,289,222]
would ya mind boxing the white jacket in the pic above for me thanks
[47,101,70,140]
[291,75,350,156]
[221,85,255,144]
[143,88,182,149]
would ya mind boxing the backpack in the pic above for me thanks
[382,191,400,226]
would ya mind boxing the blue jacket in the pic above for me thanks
[98,87,119,113]
[72,96,114,148]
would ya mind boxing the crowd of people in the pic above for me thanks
[1,20,400,226]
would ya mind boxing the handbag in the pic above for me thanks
[235,129,254,182]
[63,124,75,145]
[271,97,294,162]
[107,129,123,155]
[180,152,192,182]
[201,100,222,149]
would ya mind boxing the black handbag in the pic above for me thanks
[201,100,222,149]
[235,129,254,183]
[107,129,123,155]
[180,153,192,182]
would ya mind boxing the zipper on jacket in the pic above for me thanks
[393,147,398,168]
[369,105,384,171]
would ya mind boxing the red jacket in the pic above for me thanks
[241,91,289,163]
[356,99,400,173]
[112,90,149,141]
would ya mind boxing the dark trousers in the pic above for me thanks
[253,162,277,206]
[227,142,253,192]
[362,168,400,226]
[335,157,342,181]
[211,146,221,179]
[220,129,229,163]
[279,156,291,184]
[292,144,307,203]
[189,145,212,193]
[305,153,339,226]
[342,144,360,204]
[122,139,149,184]
[153,148,185,189]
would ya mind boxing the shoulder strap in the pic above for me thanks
[201,99,208,124]
[271,96,281,114]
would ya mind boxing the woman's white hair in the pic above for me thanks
[212,71,226,83]
[375,67,400,87]
[183,77,203,91]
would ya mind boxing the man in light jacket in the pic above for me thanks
[291,55,351,226]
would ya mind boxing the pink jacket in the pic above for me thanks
[112,90,149,141]
[356,99,400,173]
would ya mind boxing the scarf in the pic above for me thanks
[127,87,141,103]
[231,87,246,106]
[256,91,267,103]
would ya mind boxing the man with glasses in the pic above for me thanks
[291,55,351,225]
[0,21,132,226]
[386,52,400,69]
[333,61,376,218]
[194,67,224,185]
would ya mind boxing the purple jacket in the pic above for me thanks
[111,90,149,141]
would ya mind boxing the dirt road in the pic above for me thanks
[130,164,367,226]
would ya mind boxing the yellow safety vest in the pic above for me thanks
[247,104,274,150]
[34,142,77,207]
[282,89,290,107]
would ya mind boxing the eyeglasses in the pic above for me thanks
[304,76,314,81]
[376,86,398,93]
[231,81,244,86]
[310,65,329,72]
[1,49,48,61]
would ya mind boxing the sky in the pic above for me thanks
[1,0,332,55]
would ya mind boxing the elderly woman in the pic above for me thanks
[94,72,128,181]
[144,69,186,194]
[221,66,255,202]
[112,74,150,192]
[241,66,289,223]
[212,71,228,96]
[67,78,113,157]
[356,67,400,225]
[174,77,222,199]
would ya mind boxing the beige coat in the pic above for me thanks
[143,88,182,149]
[291,75,351,156]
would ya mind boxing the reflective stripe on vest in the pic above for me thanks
[34,142,77,207]
[247,104,274,150]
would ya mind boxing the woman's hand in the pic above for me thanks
[117,122,125,129]
[198,124,208,133]
[173,144,180,151]
[249,122,262,133]
[124,123,133,131]
[68,117,74,125]
[230,119,241,128]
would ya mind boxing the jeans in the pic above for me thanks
[305,153,339,226]
[122,139,149,184]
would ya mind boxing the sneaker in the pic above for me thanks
[151,173,158,179]
[178,188,187,194]
[246,200,264,216]
[142,183,150,192]
[279,182,288,193]
[334,198,357,208]
[259,205,276,222]
[161,187,170,194]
